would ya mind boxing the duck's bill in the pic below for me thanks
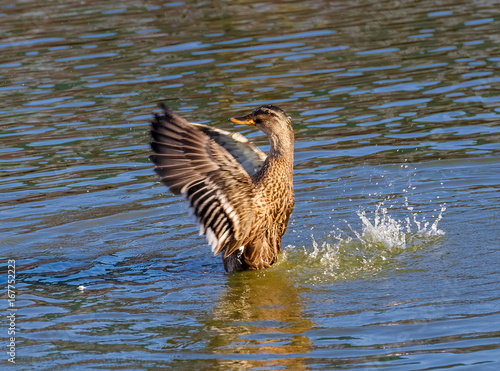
[229,115,255,126]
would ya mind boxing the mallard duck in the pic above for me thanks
[149,104,294,272]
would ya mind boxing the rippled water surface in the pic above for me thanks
[1,0,499,369]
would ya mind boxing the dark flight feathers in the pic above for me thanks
[149,105,264,257]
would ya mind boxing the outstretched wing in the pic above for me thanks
[192,123,266,177]
[150,105,255,257]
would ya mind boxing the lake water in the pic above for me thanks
[1,0,499,369]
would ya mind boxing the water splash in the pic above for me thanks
[293,201,446,281]
[354,200,446,251]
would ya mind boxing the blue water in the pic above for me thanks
[1,0,499,369]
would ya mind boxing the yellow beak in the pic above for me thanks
[229,116,255,126]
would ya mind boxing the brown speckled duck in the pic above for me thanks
[149,104,294,272]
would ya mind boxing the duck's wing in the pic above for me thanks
[149,106,254,257]
[191,123,266,177]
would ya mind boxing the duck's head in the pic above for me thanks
[229,105,292,137]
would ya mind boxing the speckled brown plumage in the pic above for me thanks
[149,104,294,272]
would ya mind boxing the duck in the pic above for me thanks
[149,104,294,273]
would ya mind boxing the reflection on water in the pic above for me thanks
[207,270,312,369]
[1,0,499,369]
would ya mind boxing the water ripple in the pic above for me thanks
[0,0,499,369]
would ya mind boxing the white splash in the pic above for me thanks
[300,201,446,281]
[354,201,446,251]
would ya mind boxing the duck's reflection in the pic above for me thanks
[204,266,313,368]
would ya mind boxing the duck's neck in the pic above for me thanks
[268,130,294,163]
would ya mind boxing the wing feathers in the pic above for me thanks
[150,105,255,256]
[192,123,266,176]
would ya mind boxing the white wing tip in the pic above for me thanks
[206,228,217,252]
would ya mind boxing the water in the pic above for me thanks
[1,0,499,369]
